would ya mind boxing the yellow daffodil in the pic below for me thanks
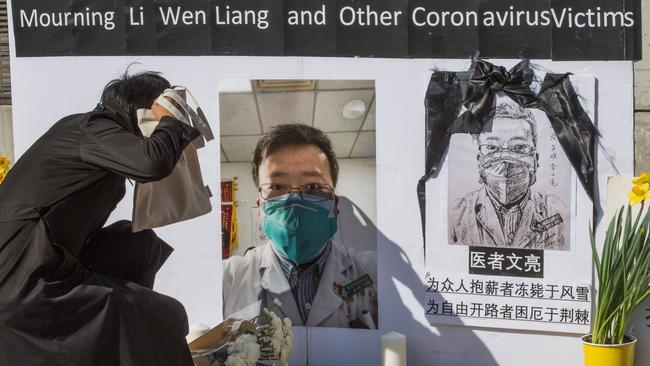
[632,172,650,185]
[0,154,9,171]
[0,168,5,184]
[628,182,650,205]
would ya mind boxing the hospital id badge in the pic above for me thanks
[333,274,374,300]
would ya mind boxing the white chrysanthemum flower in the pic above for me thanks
[229,334,257,353]
[280,317,294,366]
[226,334,261,366]
[282,318,292,328]
[271,332,283,356]
[279,348,289,366]
[283,330,294,351]
[224,354,247,366]
[243,340,261,365]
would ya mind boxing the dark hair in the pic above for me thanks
[251,124,339,186]
[100,68,171,130]
[475,101,538,147]
[492,102,537,146]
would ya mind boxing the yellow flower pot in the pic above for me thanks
[581,335,636,366]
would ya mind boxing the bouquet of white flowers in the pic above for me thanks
[279,317,294,366]
[188,300,294,366]
[249,299,294,366]
[224,334,261,366]
[188,319,257,366]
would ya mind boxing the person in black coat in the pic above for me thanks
[0,71,201,365]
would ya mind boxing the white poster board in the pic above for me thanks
[5,5,644,361]
[424,75,595,334]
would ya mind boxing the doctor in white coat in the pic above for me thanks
[223,124,378,328]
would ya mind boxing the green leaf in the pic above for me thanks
[589,203,650,344]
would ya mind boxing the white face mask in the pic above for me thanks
[154,87,214,143]
[136,108,158,137]
[155,90,188,124]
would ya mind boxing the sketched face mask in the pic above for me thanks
[261,193,337,265]
[479,152,536,206]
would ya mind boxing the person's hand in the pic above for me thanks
[151,97,175,121]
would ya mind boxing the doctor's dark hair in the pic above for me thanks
[474,102,538,148]
[494,102,537,146]
[251,124,339,186]
[100,69,171,129]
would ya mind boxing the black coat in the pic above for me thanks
[0,100,200,365]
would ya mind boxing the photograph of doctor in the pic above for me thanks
[223,124,378,329]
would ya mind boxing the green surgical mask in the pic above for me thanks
[261,193,337,265]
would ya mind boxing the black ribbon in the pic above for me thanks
[417,59,597,245]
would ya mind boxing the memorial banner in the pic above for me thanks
[10,0,642,60]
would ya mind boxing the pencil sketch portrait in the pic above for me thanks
[448,101,570,251]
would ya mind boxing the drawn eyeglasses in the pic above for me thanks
[479,144,535,156]
[258,183,335,201]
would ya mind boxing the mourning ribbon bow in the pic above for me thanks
[417,59,597,245]
[456,59,540,134]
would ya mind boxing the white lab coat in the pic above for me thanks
[223,241,378,328]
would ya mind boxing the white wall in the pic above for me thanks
[222,158,377,257]
[5,51,644,364]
